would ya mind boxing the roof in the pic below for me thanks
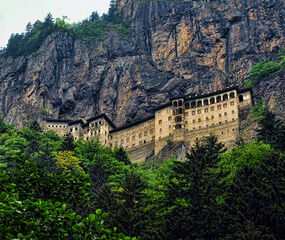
[68,120,84,126]
[86,114,116,129]
[109,115,154,134]
[45,119,71,123]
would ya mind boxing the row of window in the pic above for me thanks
[172,92,236,109]
[90,120,102,128]
[48,124,67,128]
[112,136,155,148]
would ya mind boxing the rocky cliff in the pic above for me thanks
[0,0,284,128]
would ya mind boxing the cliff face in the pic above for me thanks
[0,0,284,128]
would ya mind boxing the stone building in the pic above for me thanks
[42,87,252,162]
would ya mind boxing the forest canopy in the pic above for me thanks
[0,106,285,239]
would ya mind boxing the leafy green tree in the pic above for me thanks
[216,142,285,239]
[56,151,84,174]
[0,192,134,240]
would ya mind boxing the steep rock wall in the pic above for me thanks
[0,0,284,128]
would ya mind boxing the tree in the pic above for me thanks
[162,135,225,239]
[28,120,42,132]
[257,109,285,151]
[56,151,84,174]
[89,11,99,21]
[114,147,132,165]
[61,132,75,151]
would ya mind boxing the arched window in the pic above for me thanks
[223,94,228,101]
[230,92,235,98]
[175,116,182,122]
[216,96,221,102]
[239,95,244,102]
[178,108,183,114]
[178,100,183,106]
[210,97,215,104]
[185,102,190,109]
[175,124,182,129]
[173,109,177,115]
[203,99,209,105]
[191,101,196,108]
[173,101,178,107]
[197,100,202,107]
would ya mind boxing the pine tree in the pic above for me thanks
[114,147,132,165]
[163,135,225,239]
[61,132,75,151]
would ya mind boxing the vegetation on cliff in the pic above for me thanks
[0,0,127,57]
[245,50,285,88]
[0,106,285,239]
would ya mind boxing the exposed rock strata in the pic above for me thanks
[0,0,284,129]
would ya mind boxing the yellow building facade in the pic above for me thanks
[42,87,252,162]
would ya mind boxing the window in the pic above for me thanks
[191,101,196,108]
[169,125,171,129]
[232,110,235,114]
[219,121,222,125]
[206,124,209,128]
[144,131,147,136]
[193,127,196,130]
[218,105,221,109]
[121,140,124,144]
[224,112,227,116]
[173,101,178,107]
[185,102,190,109]
[193,119,196,123]
[99,121,101,125]
[185,121,188,124]
[127,138,130,143]
[132,144,135,147]
[197,100,202,107]
[217,96,221,102]
[219,113,222,117]
[198,118,201,122]
[150,129,153,134]
[223,94,228,101]
[175,124,182,129]
[160,128,162,132]
[204,99,209,105]
[152,136,155,141]
[230,92,235,98]
[144,123,147,127]
[159,120,162,124]
[232,118,235,121]
[178,100,183,106]
[223,103,227,108]
[185,112,188,116]
[175,116,182,122]
[178,108,183,114]
[211,115,214,119]
[157,111,161,116]
[210,97,215,104]
[212,123,215,126]
[132,136,135,141]
[221,131,224,135]
[144,140,146,144]
[211,107,214,111]
[230,101,234,106]
[139,133,142,138]
[205,108,208,113]
[168,116,172,121]
[159,136,161,140]
[139,141,142,144]
[232,129,235,131]
[48,125,50,127]
[239,95,244,102]
[192,111,195,115]
[206,117,209,121]
[225,120,228,123]
[199,126,202,129]
[198,110,201,114]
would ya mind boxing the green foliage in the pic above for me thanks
[1,1,129,58]
[56,151,84,174]
[61,132,75,151]
[256,109,285,151]
[166,138,173,146]
[245,52,285,88]
[0,192,133,239]
[114,147,132,165]
[250,101,267,119]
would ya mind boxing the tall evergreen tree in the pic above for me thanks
[162,135,225,239]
